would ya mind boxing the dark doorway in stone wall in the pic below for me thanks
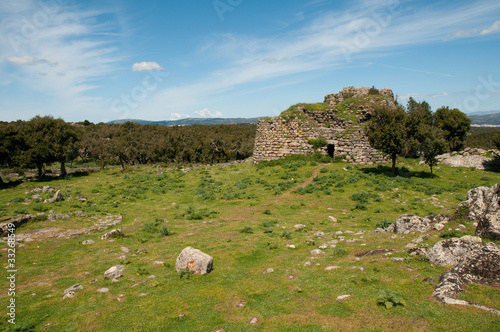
[327,144,335,158]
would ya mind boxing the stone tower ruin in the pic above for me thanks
[253,86,395,164]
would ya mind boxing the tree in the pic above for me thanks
[21,116,79,178]
[420,126,448,177]
[404,98,433,156]
[51,120,79,177]
[365,105,407,175]
[434,107,471,151]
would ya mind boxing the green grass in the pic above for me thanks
[1,158,500,331]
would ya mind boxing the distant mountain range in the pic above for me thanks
[108,117,261,126]
[468,111,500,126]
[108,111,500,127]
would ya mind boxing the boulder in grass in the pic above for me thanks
[48,190,64,203]
[175,246,213,275]
[104,265,125,279]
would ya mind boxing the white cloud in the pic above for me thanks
[194,108,223,118]
[481,20,500,35]
[131,61,164,72]
[5,56,58,66]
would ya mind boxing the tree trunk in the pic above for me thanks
[60,161,67,177]
[391,155,397,175]
[430,164,433,179]
[37,162,45,179]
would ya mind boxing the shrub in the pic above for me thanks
[453,204,470,221]
[136,267,149,276]
[32,204,48,212]
[263,209,272,215]
[263,227,274,234]
[331,246,348,257]
[308,138,328,149]
[240,226,254,234]
[280,230,293,239]
[439,230,466,239]
[143,221,159,234]
[376,219,392,229]
[262,220,278,228]
[368,86,380,95]
[377,289,405,309]
[159,227,172,236]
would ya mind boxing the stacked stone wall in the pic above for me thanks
[253,117,388,165]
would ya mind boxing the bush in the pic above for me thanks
[377,289,405,309]
[453,204,470,221]
[240,226,254,234]
[439,230,466,239]
[32,204,48,212]
[369,86,380,95]
[308,138,328,149]
[159,227,172,236]
[376,219,392,229]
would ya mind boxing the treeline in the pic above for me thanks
[0,116,257,181]
[365,98,471,176]
[465,127,500,149]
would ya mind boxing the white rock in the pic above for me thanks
[325,266,340,271]
[104,265,125,279]
[328,216,337,223]
[175,246,213,275]
[310,249,326,255]
[97,288,109,293]
[82,240,94,245]
[434,223,445,231]
[263,268,274,274]
[336,295,351,301]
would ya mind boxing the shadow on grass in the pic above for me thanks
[359,165,436,179]
[0,169,93,190]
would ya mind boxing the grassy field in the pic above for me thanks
[1,157,500,331]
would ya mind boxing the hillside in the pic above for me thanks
[1,157,499,331]
[469,111,500,126]
[108,117,261,126]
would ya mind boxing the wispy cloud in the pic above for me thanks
[399,92,450,100]
[6,55,58,66]
[481,20,500,35]
[145,0,499,115]
[0,1,122,119]
[379,64,453,78]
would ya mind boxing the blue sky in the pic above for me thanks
[1,0,500,123]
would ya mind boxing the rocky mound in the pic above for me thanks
[441,155,500,170]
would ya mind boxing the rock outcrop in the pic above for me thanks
[385,214,432,234]
[175,246,213,275]
[460,184,500,240]
[441,155,500,170]
[433,242,500,315]
[426,237,482,267]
